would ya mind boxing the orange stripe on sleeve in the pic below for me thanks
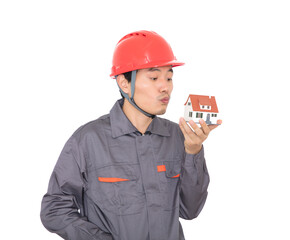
[171,174,180,178]
[98,177,130,183]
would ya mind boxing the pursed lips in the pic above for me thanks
[159,96,170,104]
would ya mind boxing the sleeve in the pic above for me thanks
[179,146,210,220]
[40,136,113,240]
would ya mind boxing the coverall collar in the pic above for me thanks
[110,99,170,138]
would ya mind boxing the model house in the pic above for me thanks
[184,94,219,125]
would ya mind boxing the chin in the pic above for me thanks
[144,105,167,116]
[155,108,167,115]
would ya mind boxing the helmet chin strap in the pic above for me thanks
[117,70,155,118]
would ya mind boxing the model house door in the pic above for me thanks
[206,113,211,124]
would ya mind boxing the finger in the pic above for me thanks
[187,120,204,137]
[179,118,198,142]
[208,125,219,131]
[199,119,210,136]
[208,119,222,131]
[179,118,188,136]
[179,118,195,135]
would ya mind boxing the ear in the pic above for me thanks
[116,74,131,96]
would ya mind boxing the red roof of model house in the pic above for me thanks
[184,94,219,113]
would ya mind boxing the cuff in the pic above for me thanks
[184,145,205,167]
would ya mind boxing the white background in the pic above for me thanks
[1,0,289,239]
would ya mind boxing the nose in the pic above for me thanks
[159,77,171,93]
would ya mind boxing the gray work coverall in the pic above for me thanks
[40,99,210,240]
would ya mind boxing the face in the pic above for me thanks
[130,65,174,115]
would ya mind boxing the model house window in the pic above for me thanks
[189,112,192,117]
[211,114,217,117]
[201,105,211,110]
[188,102,191,106]
[196,113,203,118]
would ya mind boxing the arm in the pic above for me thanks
[178,118,221,219]
[179,147,210,219]
[40,136,113,240]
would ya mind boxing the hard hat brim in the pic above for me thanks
[110,60,185,78]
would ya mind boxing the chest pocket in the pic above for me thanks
[157,160,182,210]
[93,164,145,215]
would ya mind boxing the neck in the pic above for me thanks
[122,98,153,134]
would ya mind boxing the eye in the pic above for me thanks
[150,77,158,81]
[167,78,173,81]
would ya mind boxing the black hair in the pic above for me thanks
[123,70,138,82]
[119,70,138,98]
[123,71,132,83]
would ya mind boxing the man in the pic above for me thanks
[40,30,221,240]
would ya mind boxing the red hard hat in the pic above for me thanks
[110,30,184,77]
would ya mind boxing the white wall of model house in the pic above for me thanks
[184,97,219,124]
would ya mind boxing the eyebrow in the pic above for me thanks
[147,68,173,73]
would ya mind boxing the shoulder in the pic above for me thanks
[70,113,111,142]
